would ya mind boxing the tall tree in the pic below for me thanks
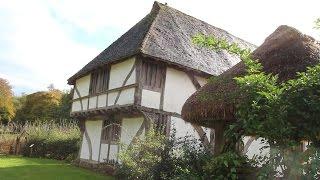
[0,78,15,123]
[14,90,61,123]
[14,89,73,123]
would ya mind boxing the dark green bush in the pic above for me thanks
[21,121,80,161]
[116,129,254,180]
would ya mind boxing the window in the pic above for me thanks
[101,118,121,144]
[90,68,109,95]
[141,61,165,92]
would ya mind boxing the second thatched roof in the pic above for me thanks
[181,25,320,127]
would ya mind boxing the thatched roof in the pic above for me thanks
[181,25,320,127]
[68,1,255,84]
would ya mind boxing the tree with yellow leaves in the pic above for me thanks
[0,78,15,123]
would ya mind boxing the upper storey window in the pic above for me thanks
[141,61,165,92]
[89,68,109,95]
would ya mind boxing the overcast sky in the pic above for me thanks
[0,0,319,95]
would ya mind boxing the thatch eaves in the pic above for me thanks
[68,1,255,84]
[181,25,320,127]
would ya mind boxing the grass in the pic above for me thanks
[0,156,114,180]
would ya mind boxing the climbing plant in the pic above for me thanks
[192,34,320,179]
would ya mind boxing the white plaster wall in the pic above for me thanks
[109,145,118,161]
[107,92,117,106]
[71,98,88,112]
[171,116,200,139]
[171,116,212,142]
[243,137,269,160]
[99,144,109,162]
[163,68,197,114]
[203,127,212,142]
[195,76,208,87]
[71,100,81,112]
[82,98,88,110]
[120,117,144,146]
[80,132,89,159]
[107,88,135,106]
[99,144,118,162]
[141,89,161,109]
[73,74,91,99]
[80,120,103,161]
[116,88,135,105]
[88,96,97,109]
[109,58,136,89]
[97,94,107,108]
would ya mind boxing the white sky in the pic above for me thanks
[0,0,319,95]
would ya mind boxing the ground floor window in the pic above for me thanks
[101,118,121,144]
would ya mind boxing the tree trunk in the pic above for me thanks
[213,122,225,155]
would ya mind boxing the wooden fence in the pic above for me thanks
[0,122,28,155]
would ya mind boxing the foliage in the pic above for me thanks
[117,130,166,179]
[21,120,80,161]
[314,18,320,29]
[14,89,73,123]
[0,156,113,180]
[192,33,320,178]
[204,151,254,180]
[0,78,15,123]
[117,129,251,180]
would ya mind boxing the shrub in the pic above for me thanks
[21,120,80,161]
[117,130,166,179]
[204,151,254,180]
[116,129,253,179]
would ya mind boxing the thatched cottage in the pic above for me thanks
[68,1,255,165]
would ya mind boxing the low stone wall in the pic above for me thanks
[76,159,117,176]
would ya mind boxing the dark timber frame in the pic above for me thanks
[74,54,213,164]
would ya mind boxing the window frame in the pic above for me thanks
[141,60,165,92]
[101,117,121,144]
[89,67,110,95]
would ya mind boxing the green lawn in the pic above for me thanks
[0,156,114,180]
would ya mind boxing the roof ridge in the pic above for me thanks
[139,1,162,53]
[153,2,257,48]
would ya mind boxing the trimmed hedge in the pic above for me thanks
[22,138,80,161]
[21,121,81,161]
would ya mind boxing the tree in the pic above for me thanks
[56,89,73,120]
[314,18,320,30]
[15,90,60,122]
[14,89,72,123]
[0,78,15,123]
[193,34,320,178]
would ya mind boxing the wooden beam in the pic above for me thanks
[74,86,83,111]
[72,84,137,102]
[140,53,211,78]
[98,120,103,163]
[71,104,181,120]
[159,67,167,110]
[83,121,93,161]
[192,124,211,150]
[134,57,142,105]
[128,120,146,148]
[242,137,256,155]
[187,72,201,90]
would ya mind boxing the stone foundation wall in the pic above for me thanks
[76,159,116,176]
